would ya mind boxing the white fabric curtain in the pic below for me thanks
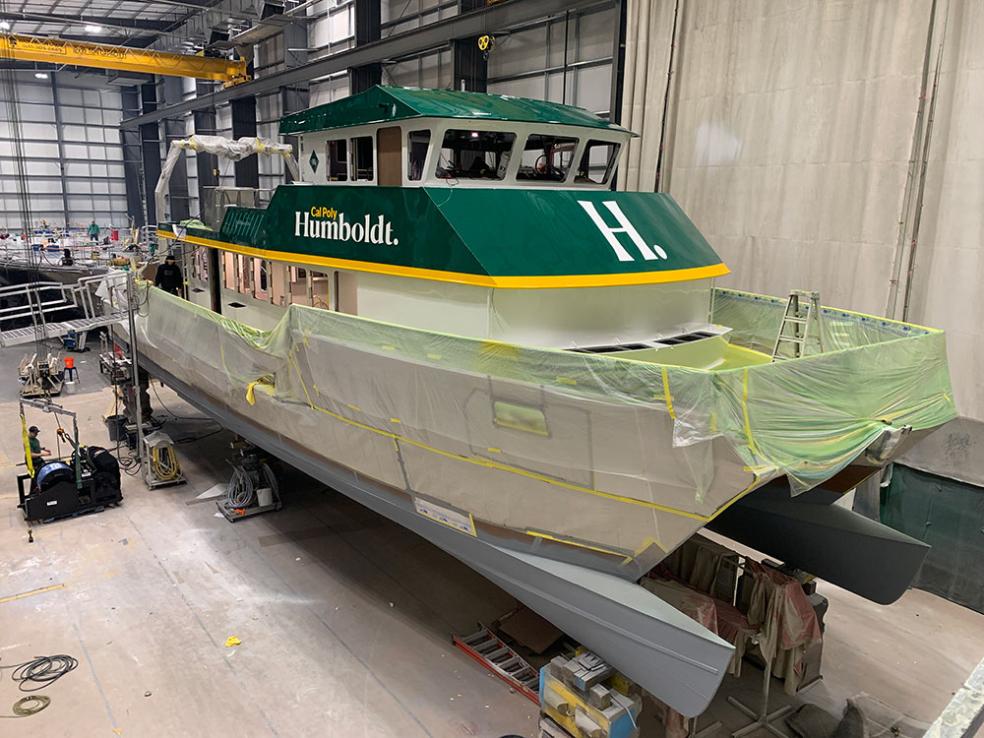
[891,0,984,482]
[617,0,984,479]
[617,0,677,191]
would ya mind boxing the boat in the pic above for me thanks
[125,86,954,715]
[0,229,112,285]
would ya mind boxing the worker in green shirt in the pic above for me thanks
[87,220,100,241]
[27,425,51,471]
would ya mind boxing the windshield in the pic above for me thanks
[436,130,516,180]
[517,134,579,182]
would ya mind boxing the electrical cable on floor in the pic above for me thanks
[2,654,78,692]
[0,695,50,719]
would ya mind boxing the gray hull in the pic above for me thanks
[133,347,734,717]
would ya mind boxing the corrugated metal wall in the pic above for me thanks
[0,76,129,230]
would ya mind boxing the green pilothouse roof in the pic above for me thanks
[279,85,633,136]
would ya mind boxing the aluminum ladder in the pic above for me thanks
[0,272,129,348]
[771,289,824,361]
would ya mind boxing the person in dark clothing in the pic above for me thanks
[60,248,74,266]
[27,426,50,471]
[154,253,184,296]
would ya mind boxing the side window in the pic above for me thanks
[436,130,515,180]
[327,139,348,181]
[350,136,374,181]
[576,140,621,184]
[517,134,579,182]
[407,130,431,181]
[492,401,549,437]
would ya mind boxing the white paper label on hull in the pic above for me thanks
[413,496,477,536]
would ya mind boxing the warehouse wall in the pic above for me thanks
[0,73,129,231]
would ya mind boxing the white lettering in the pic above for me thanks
[578,200,667,262]
[294,210,398,247]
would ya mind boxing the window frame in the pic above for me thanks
[433,127,517,183]
[515,132,582,186]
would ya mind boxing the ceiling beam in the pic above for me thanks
[122,0,611,129]
[0,11,176,34]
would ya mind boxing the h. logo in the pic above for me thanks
[578,200,668,262]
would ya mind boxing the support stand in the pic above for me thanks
[690,716,722,737]
[728,657,792,738]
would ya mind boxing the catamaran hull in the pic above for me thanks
[128,341,734,717]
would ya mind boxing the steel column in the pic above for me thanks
[120,86,146,227]
[48,74,71,230]
[193,81,219,216]
[162,77,190,223]
[350,0,381,92]
[281,20,309,184]
[453,0,487,92]
[231,96,259,189]
[139,83,162,226]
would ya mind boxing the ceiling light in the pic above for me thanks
[34,72,48,79]
[84,24,102,33]
[0,21,11,30]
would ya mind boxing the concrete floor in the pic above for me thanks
[1,341,982,737]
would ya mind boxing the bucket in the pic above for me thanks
[105,414,126,443]
[256,487,273,507]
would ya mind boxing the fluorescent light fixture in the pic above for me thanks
[34,72,49,79]
[84,24,102,33]
[0,21,11,30]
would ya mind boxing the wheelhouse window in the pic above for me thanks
[576,140,621,184]
[350,136,374,181]
[407,130,431,181]
[517,134,579,182]
[327,139,348,181]
[436,129,515,180]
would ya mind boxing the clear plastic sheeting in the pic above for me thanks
[133,284,955,572]
[155,135,299,222]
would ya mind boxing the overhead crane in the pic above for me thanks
[0,33,248,86]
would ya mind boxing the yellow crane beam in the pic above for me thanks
[0,33,249,86]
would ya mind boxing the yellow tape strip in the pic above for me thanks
[526,530,629,560]
[279,354,711,522]
[742,368,759,456]
[20,412,34,478]
[158,230,731,290]
[661,367,676,419]
[0,583,65,605]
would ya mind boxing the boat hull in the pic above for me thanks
[129,341,734,717]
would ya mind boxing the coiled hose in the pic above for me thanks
[226,462,277,508]
[150,445,180,482]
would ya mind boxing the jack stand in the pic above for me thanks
[727,658,792,738]
[217,442,281,522]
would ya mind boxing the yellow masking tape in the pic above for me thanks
[661,367,676,419]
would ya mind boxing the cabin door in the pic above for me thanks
[377,126,402,186]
